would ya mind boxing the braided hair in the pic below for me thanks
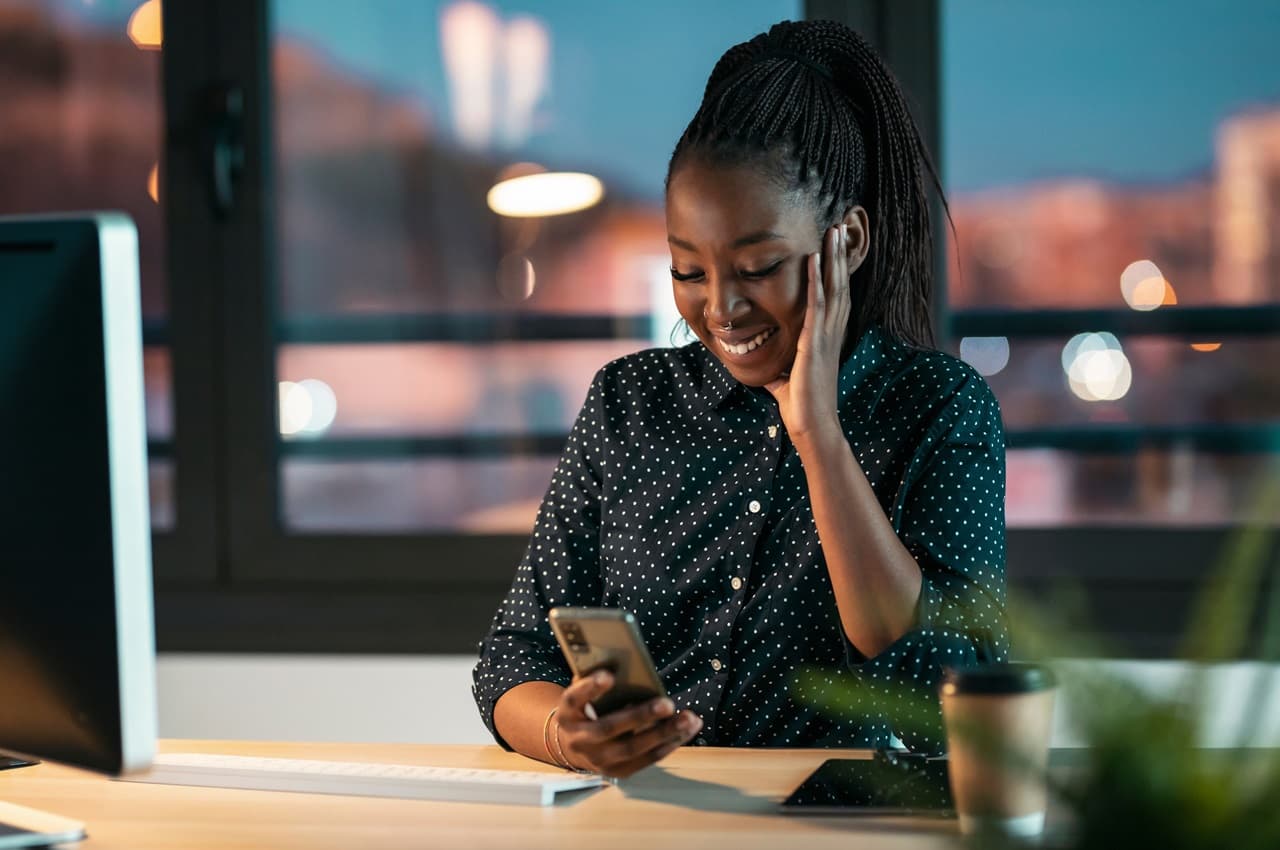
[667,19,948,350]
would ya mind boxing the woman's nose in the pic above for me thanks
[704,279,749,327]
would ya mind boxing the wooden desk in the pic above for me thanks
[0,740,960,849]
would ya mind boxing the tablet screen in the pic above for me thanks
[779,757,954,816]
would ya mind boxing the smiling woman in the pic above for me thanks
[474,19,1008,779]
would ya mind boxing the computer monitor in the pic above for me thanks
[0,212,157,779]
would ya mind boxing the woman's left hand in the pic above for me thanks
[765,223,851,446]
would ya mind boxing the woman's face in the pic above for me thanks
[665,160,825,387]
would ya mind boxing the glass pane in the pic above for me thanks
[943,0,1280,309]
[270,0,798,533]
[282,457,556,533]
[952,334,1280,429]
[150,459,175,531]
[0,1,176,533]
[144,346,173,439]
[0,0,167,318]
[1007,450,1274,527]
[276,340,646,437]
[270,0,799,316]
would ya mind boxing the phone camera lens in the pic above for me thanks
[563,624,589,653]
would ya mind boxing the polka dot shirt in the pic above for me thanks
[472,326,1009,753]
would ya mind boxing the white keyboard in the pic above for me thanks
[121,753,604,806]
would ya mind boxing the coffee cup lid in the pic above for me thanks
[941,663,1056,695]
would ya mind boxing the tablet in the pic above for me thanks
[779,756,954,817]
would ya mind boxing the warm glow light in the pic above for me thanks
[128,0,162,50]
[487,171,604,217]
[1063,332,1132,402]
[959,336,1010,377]
[1120,259,1176,311]
[278,381,312,436]
[1129,275,1166,310]
[147,163,159,203]
[1190,342,1222,352]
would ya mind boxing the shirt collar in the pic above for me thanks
[698,325,894,412]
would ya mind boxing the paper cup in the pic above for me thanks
[940,663,1057,840]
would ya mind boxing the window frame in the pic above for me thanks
[151,0,1278,656]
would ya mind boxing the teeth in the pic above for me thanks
[717,327,775,355]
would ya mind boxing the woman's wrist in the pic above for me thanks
[789,415,846,460]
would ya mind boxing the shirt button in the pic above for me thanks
[748,500,762,514]
[730,576,743,591]
[767,425,778,439]
[710,658,723,672]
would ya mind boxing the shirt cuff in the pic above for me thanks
[474,650,572,750]
[842,577,940,670]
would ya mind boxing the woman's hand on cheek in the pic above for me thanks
[765,224,851,448]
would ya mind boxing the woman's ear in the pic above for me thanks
[841,206,871,273]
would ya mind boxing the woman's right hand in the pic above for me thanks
[553,670,703,779]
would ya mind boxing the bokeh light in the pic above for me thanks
[497,254,536,300]
[487,171,604,217]
[279,379,339,437]
[959,336,1010,376]
[297,379,338,435]
[1190,342,1222,352]
[440,1,500,148]
[278,381,313,436]
[1063,332,1132,402]
[1119,259,1175,311]
[127,0,162,50]
[147,162,159,203]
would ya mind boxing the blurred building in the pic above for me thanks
[1215,108,1280,305]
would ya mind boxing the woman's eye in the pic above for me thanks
[741,261,783,279]
[670,268,704,283]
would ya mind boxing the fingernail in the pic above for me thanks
[593,670,610,684]
[653,698,675,716]
[841,224,848,241]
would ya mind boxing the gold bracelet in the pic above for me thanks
[542,707,566,768]
[551,712,588,773]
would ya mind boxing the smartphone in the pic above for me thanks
[549,607,668,717]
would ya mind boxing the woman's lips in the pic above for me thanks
[714,326,777,356]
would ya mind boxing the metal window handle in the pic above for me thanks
[208,83,245,217]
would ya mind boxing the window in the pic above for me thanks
[0,0,173,529]
[942,0,1280,528]
[11,0,1266,654]
[267,0,800,534]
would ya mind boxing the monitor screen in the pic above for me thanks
[0,213,156,776]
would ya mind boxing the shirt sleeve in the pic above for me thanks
[845,372,1009,753]
[471,370,610,748]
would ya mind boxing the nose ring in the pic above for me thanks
[703,309,732,332]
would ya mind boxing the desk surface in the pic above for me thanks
[0,740,962,849]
